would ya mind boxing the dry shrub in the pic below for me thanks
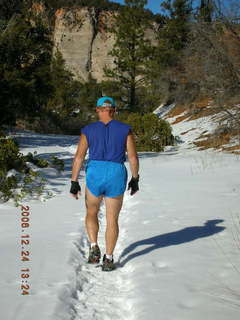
[180,128,197,135]
[188,105,219,121]
[195,132,211,140]
[184,22,240,99]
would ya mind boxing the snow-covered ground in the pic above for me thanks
[1,119,240,320]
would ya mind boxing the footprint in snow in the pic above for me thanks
[151,261,169,270]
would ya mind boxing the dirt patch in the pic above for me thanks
[222,145,240,153]
[171,114,190,125]
[188,106,219,121]
[166,98,217,123]
[191,97,213,109]
[194,131,240,151]
[166,104,188,118]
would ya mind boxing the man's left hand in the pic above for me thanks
[128,175,139,196]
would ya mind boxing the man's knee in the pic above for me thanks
[85,198,100,211]
[106,218,119,227]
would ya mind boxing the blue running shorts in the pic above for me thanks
[85,160,128,198]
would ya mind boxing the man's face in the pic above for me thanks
[96,107,115,115]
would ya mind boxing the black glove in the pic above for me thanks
[128,174,139,195]
[70,181,81,195]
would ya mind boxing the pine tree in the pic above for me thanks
[104,0,154,112]
[199,0,214,22]
[0,0,22,20]
[149,0,192,74]
[0,9,53,125]
[161,0,192,50]
[47,50,83,117]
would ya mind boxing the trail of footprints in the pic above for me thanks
[73,195,136,320]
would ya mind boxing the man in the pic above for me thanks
[70,96,139,271]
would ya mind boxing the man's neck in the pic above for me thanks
[99,118,114,124]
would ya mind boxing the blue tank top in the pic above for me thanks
[81,119,131,163]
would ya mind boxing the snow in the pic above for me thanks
[1,120,240,320]
[166,111,220,151]
[153,103,176,118]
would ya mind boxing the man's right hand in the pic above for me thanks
[70,181,81,199]
[128,175,139,195]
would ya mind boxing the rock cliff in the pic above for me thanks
[52,7,157,82]
[53,7,117,82]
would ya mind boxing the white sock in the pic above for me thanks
[90,242,97,248]
[106,254,113,260]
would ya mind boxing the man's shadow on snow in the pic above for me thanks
[118,219,225,267]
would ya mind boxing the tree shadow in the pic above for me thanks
[38,152,87,177]
[14,132,79,149]
[118,219,225,267]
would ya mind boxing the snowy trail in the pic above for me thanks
[70,198,136,320]
[53,193,139,320]
[1,130,240,320]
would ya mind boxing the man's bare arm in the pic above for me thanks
[71,134,88,181]
[126,130,139,178]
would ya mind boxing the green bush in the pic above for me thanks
[24,152,49,168]
[0,138,65,205]
[50,156,64,172]
[0,138,22,172]
[125,113,174,152]
[0,174,18,203]
[0,138,46,205]
[24,152,64,172]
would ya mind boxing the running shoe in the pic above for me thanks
[87,244,101,264]
[102,254,116,271]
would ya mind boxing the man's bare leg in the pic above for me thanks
[104,194,124,255]
[85,187,103,243]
